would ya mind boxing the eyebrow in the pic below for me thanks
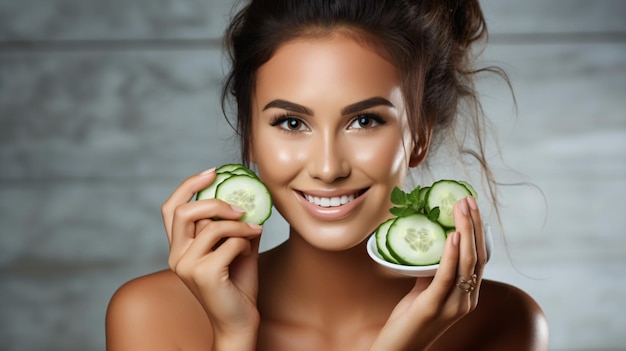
[262,96,395,116]
[341,97,395,115]
[262,99,313,115]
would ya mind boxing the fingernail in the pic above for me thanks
[248,223,263,231]
[460,199,469,216]
[230,205,246,213]
[467,196,477,210]
[200,167,216,176]
[451,231,460,246]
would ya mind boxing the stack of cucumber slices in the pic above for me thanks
[196,164,272,225]
[376,179,477,266]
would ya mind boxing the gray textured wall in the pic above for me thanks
[1,1,625,350]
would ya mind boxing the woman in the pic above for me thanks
[106,1,548,349]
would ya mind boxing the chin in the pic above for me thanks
[291,223,374,252]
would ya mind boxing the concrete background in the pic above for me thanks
[1,0,625,350]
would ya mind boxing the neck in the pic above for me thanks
[258,228,414,327]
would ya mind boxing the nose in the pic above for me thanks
[307,131,351,183]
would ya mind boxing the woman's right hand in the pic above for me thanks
[161,168,263,349]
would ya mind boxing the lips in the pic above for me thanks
[294,188,370,222]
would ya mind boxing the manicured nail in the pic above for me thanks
[451,231,460,246]
[200,167,216,176]
[460,199,469,216]
[248,223,263,231]
[467,196,477,210]
[230,205,246,213]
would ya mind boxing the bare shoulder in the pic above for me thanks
[106,269,212,351]
[443,279,549,350]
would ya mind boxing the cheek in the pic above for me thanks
[252,136,308,182]
[275,143,308,164]
[350,136,410,179]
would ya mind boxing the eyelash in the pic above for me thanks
[269,112,386,134]
[349,113,386,130]
[269,114,306,134]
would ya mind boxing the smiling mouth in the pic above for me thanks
[301,189,367,208]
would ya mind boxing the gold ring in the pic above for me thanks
[457,274,477,293]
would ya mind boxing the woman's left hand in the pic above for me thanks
[370,196,487,350]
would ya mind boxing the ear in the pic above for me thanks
[408,130,432,168]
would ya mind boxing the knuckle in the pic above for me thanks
[195,218,212,231]
[161,200,173,218]
[461,254,477,268]
[172,204,185,219]
[197,221,221,241]
[173,257,195,280]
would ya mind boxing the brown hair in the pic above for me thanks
[221,0,509,208]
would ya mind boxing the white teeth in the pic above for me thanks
[304,193,356,207]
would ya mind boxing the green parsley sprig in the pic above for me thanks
[389,186,440,222]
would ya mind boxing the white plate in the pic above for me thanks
[366,223,492,277]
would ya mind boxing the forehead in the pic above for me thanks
[254,33,402,108]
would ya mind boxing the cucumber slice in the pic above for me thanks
[418,186,430,202]
[375,218,399,264]
[196,172,233,200]
[215,174,272,225]
[216,163,245,173]
[386,214,446,266]
[425,180,472,228]
[457,180,478,198]
[216,163,257,178]
[230,168,258,177]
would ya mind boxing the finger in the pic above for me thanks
[466,196,486,276]
[196,218,212,234]
[428,231,461,297]
[465,196,485,305]
[185,237,251,285]
[171,220,261,272]
[212,237,255,273]
[229,235,262,299]
[171,199,247,240]
[184,221,262,260]
[169,200,248,256]
[161,168,217,239]
[454,198,477,279]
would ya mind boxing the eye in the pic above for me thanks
[270,115,309,132]
[348,114,385,129]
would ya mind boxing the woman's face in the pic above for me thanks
[250,33,415,251]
